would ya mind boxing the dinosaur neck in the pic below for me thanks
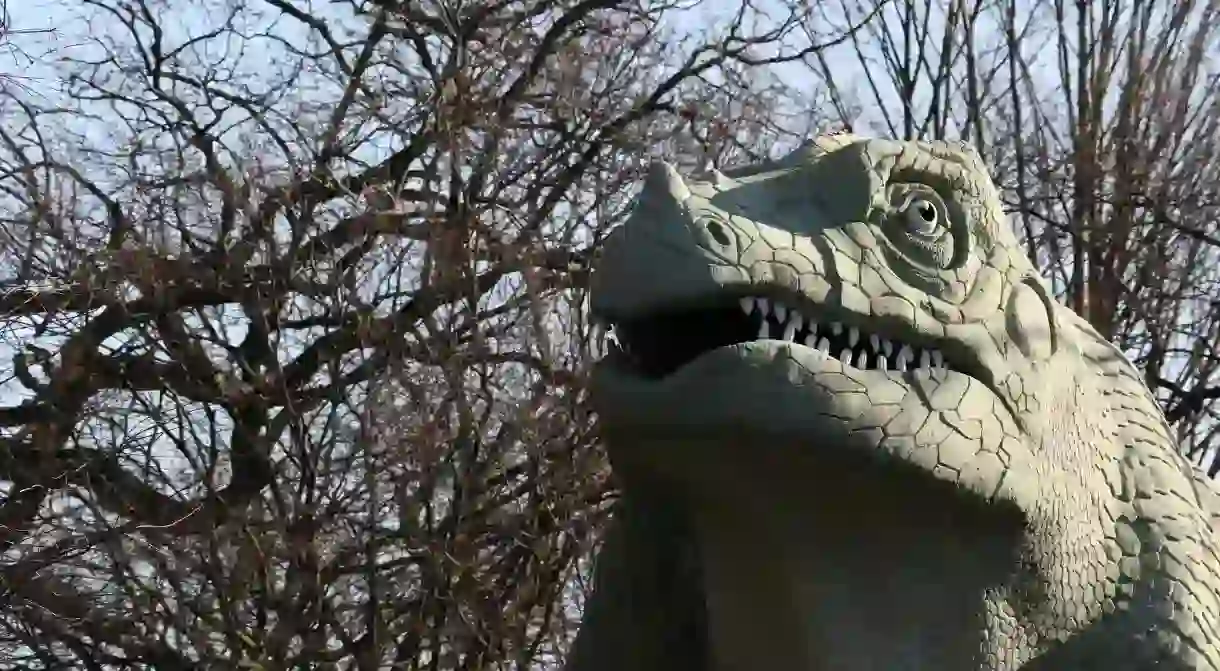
[627,434,1029,671]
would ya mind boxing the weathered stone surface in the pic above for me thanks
[569,135,1220,671]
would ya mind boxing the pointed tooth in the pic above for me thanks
[783,319,798,341]
[817,337,831,353]
[931,349,945,368]
[774,303,787,323]
[808,322,818,338]
[791,313,805,333]
[740,297,754,314]
[919,349,932,369]
[882,339,893,356]
[869,333,880,352]
[804,332,818,347]
[896,344,912,370]
[756,297,771,316]
[855,349,869,368]
[831,322,843,336]
[848,327,859,347]
[760,320,772,339]
[839,348,853,365]
[878,356,888,371]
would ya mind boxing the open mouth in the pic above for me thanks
[608,295,958,379]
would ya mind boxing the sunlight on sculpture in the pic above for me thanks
[567,134,1220,671]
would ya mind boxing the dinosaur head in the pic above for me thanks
[588,135,1220,668]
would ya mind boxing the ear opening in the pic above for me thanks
[1005,278,1059,362]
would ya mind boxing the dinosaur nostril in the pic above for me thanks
[705,219,731,247]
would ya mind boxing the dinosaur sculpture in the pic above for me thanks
[567,134,1220,670]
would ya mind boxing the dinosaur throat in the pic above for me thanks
[610,295,961,379]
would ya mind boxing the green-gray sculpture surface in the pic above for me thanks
[567,134,1220,670]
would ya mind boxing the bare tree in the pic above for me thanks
[808,0,1220,474]
[0,0,867,668]
[0,0,64,95]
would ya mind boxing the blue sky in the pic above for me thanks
[4,0,71,92]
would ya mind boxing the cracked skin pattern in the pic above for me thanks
[565,134,1220,671]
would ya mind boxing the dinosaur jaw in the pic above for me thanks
[594,337,1022,510]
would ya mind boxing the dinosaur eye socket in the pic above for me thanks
[875,183,961,272]
[903,198,942,236]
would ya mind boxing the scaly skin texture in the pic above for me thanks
[566,135,1220,671]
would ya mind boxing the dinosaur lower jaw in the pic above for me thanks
[594,339,1022,511]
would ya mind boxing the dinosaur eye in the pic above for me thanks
[876,183,962,271]
[903,198,941,236]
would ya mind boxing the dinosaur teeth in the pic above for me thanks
[734,295,951,373]
[611,297,957,378]
[782,318,799,341]
[896,344,913,370]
